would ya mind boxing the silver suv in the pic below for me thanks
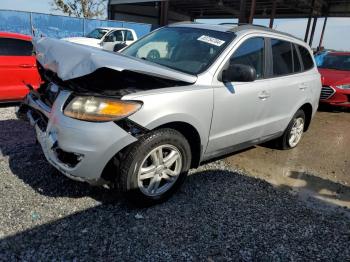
[22,23,321,205]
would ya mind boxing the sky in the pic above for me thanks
[0,0,64,15]
[0,0,349,50]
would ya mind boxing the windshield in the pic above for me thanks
[121,27,235,75]
[86,28,109,39]
[317,53,350,71]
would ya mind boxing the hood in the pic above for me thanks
[62,37,101,45]
[34,37,197,84]
[318,68,350,86]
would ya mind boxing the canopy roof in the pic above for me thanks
[109,0,350,19]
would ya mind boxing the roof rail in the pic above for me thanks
[228,24,303,41]
[219,22,268,29]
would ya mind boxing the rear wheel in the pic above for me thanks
[277,109,305,150]
[119,128,191,206]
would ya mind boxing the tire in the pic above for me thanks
[119,128,191,206]
[277,109,306,150]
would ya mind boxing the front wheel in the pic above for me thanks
[119,128,191,206]
[277,109,306,150]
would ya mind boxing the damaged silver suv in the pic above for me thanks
[22,23,321,205]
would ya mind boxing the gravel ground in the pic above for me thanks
[0,106,350,261]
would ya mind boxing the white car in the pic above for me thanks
[136,41,168,60]
[62,27,137,52]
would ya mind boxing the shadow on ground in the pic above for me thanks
[1,117,350,260]
[318,104,350,113]
[1,167,350,260]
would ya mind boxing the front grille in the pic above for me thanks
[320,86,335,100]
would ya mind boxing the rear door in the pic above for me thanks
[259,38,311,135]
[296,44,321,107]
[123,30,135,46]
[0,37,40,101]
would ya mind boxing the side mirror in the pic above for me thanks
[222,64,257,82]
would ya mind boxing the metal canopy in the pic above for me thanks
[109,0,350,18]
[166,0,350,18]
[109,0,350,50]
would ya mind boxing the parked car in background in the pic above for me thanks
[136,41,168,60]
[62,27,137,52]
[21,24,321,205]
[0,32,41,102]
[317,52,350,108]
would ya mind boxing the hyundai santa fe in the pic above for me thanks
[21,23,321,205]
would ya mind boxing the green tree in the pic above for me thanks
[51,0,107,19]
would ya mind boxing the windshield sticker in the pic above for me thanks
[197,35,225,46]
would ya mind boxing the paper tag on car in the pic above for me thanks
[197,35,225,46]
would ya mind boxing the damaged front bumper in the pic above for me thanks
[23,89,138,184]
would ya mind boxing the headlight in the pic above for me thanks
[336,84,350,89]
[64,96,142,122]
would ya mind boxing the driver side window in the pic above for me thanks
[230,37,265,79]
[105,30,124,42]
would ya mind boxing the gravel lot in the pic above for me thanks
[1,106,350,261]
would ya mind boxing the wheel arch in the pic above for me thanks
[101,120,204,183]
[154,121,202,168]
[298,103,313,131]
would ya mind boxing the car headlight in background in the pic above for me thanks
[336,84,350,89]
[64,96,142,122]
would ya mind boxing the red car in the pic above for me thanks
[318,52,350,108]
[0,32,41,102]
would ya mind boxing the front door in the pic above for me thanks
[0,37,40,101]
[101,30,124,51]
[206,36,271,156]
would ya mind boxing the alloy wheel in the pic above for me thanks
[137,144,182,197]
[288,117,304,147]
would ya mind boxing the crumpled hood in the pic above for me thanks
[34,37,197,83]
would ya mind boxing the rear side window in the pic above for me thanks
[125,30,134,41]
[298,45,314,70]
[292,44,302,73]
[271,39,293,76]
[0,37,33,56]
[230,37,265,79]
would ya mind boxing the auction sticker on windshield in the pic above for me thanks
[197,35,225,46]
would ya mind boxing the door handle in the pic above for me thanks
[19,64,34,68]
[258,91,270,100]
[299,83,308,90]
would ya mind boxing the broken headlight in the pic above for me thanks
[64,96,142,122]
